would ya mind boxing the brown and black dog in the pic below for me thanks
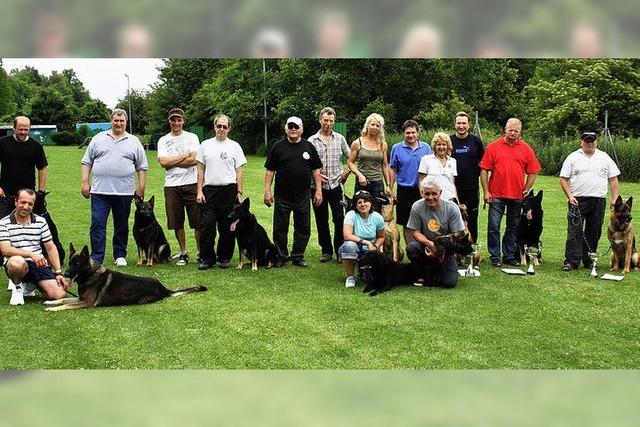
[44,244,206,311]
[608,196,639,273]
[380,201,404,262]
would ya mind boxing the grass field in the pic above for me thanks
[2,146,639,369]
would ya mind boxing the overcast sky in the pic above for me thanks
[2,58,164,108]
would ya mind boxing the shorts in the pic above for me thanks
[164,184,200,230]
[3,259,55,291]
[396,185,421,226]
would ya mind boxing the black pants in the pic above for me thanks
[0,196,15,220]
[199,184,236,263]
[273,195,310,261]
[457,188,480,243]
[564,197,605,266]
[406,241,458,288]
[311,186,344,257]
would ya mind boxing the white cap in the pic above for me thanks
[286,116,303,127]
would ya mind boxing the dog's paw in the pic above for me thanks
[43,300,62,305]
[235,264,243,270]
[44,306,60,312]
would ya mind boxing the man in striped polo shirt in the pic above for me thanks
[0,189,68,305]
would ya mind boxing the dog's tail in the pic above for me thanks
[171,285,208,297]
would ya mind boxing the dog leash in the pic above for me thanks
[568,205,612,256]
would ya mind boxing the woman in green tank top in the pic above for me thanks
[347,113,391,212]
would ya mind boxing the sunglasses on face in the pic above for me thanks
[287,123,300,130]
[216,124,229,130]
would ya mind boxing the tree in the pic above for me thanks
[116,89,150,135]
[0,65,14,120]
[28,86,79,131]
[79,99,111,123]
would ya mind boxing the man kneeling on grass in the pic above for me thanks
[0,189,69,306]
[405,177,465,288]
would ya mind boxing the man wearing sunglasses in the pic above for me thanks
[264,116,323,267]
[196,114,247,270]
[559,131,620,271]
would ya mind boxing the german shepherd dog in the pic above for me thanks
[227,198,278,271]
[133,195,171,266]
[358,251,417,296]
[381,200,404,262]
[33,190,65,266]
[608,196,639,273]
[44,244,207,311]
[517,189,544,266]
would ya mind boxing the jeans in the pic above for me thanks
[487,198,522,263]
[90,194,133,263]
[311,186,345,257]
[338,240,369,261]
[273,195,310,261]
[406,241,458,288]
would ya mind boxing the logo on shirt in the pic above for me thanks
[302,151,310,160]
[428,219,441,232]
[455,146,470,154]
[220,152,228,160]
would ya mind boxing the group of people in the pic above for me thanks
[0,105,622,304]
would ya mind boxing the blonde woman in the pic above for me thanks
[347,113,391,212]
[418,132,459,201]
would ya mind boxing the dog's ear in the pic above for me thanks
[614,195,623,210]
[80,245,90,257]
[242,198,250,210]
[69,242,76,255]
[149,195,155,207]
[535,190,543,203]
[134,195,143,205]
[627,196,633,210]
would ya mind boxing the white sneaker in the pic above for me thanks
[7,278,15,291]
[115,257,128,267]
[345,276,356,288]
[10,283,25,306]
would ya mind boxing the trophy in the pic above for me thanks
[588,252,599,278]
[465,243,482,277]
[525,245,541,275]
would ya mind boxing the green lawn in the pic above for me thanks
[2,146,639,369]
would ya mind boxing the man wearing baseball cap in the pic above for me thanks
[264,116,323,267]
[157,108,201,266]
[559,130,620,271]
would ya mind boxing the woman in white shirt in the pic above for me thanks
[418,132,459,201]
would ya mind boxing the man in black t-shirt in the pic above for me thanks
[0,116,48,219]
[264,116,323,267]
[450,111,484,243]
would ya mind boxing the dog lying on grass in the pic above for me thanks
[358,250,417,296]
[44,244,206,312]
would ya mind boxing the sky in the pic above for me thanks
[2,58,164,108]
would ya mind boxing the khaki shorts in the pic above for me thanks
[164,184,200,230]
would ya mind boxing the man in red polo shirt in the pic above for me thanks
[480,118,541,267]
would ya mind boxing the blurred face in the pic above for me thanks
[319,113,335,134]
[504,121,522,143]
[215,117,230,140]
[403,126,418,145]
[14,192,35,218]
[367,119,381,136]
[581,138,597,155]
[285,122,302,142]
[455,116,470,137]
[111,114,127,135]
[355,197,372,214]
[169,116,184,134]
[13,118,31,142]
[434,139,448,156]
[422,185,441,210]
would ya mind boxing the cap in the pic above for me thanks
[581,131,597,142]
[168,108,185,120]
[286,116,303,127]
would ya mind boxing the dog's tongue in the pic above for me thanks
[526,209,533,221]
[230,219,240,232]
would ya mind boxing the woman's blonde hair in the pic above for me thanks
[431,132,452,156]
[359,113,386,147]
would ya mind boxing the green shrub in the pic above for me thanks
[50,131,81,146]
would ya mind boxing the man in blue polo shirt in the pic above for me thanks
[81,109,148,266]
[389,119,432,243]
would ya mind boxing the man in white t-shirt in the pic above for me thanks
[559,131,620,271]
[157,108,201,266]
[196,114,247,270]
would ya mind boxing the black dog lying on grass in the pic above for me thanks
[358,251,417,296]
[133,195,171,266]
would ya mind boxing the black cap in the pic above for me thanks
[581,131,597,142]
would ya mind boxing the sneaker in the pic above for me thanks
[413,278,425,287]
[491,258,502,267]
[176,252,189,266]
[10,283,25,306]
[23,282,36,297]
[7,278,15,291]
[345,276,356,288]
[320,253,332,263]
[218,261,231,269]
[197,261,213,270]
[562,262,577,271]
[115,257,128,267]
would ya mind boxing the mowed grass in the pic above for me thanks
[1,146,639,369]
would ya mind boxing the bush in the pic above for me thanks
[50,131,81,146]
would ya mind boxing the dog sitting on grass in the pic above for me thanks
[132,195,171,266]
[608,196,639,273]
[380,200,404,262]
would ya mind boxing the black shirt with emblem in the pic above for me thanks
[450,133,484,191]
[0,135,48,196]
[264,137,322,200]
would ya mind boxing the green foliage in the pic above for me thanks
[28,86,79,131]
[79,99,110,123]
[116,89,150,135]
[354,98,397,139]
[602,138,640,182]
[50,130,81,146]
[0,66,14,118]
[415,92,473,131]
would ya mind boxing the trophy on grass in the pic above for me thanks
[588,252,599,278]
[465,243,482,277]
[524,245,541,275]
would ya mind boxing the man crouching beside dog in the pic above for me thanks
[1,189,69,305]
[405,178,466,288]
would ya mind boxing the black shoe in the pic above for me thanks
[272,259,284,268]
[491,258,502,267]
[197,262,213,270]
[562,262,577,271]
[292,258,308,267]
[503,258,519,267]
[218,261,231,269]
[320,253,332,263]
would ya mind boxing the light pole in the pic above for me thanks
[124,73,133,134]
